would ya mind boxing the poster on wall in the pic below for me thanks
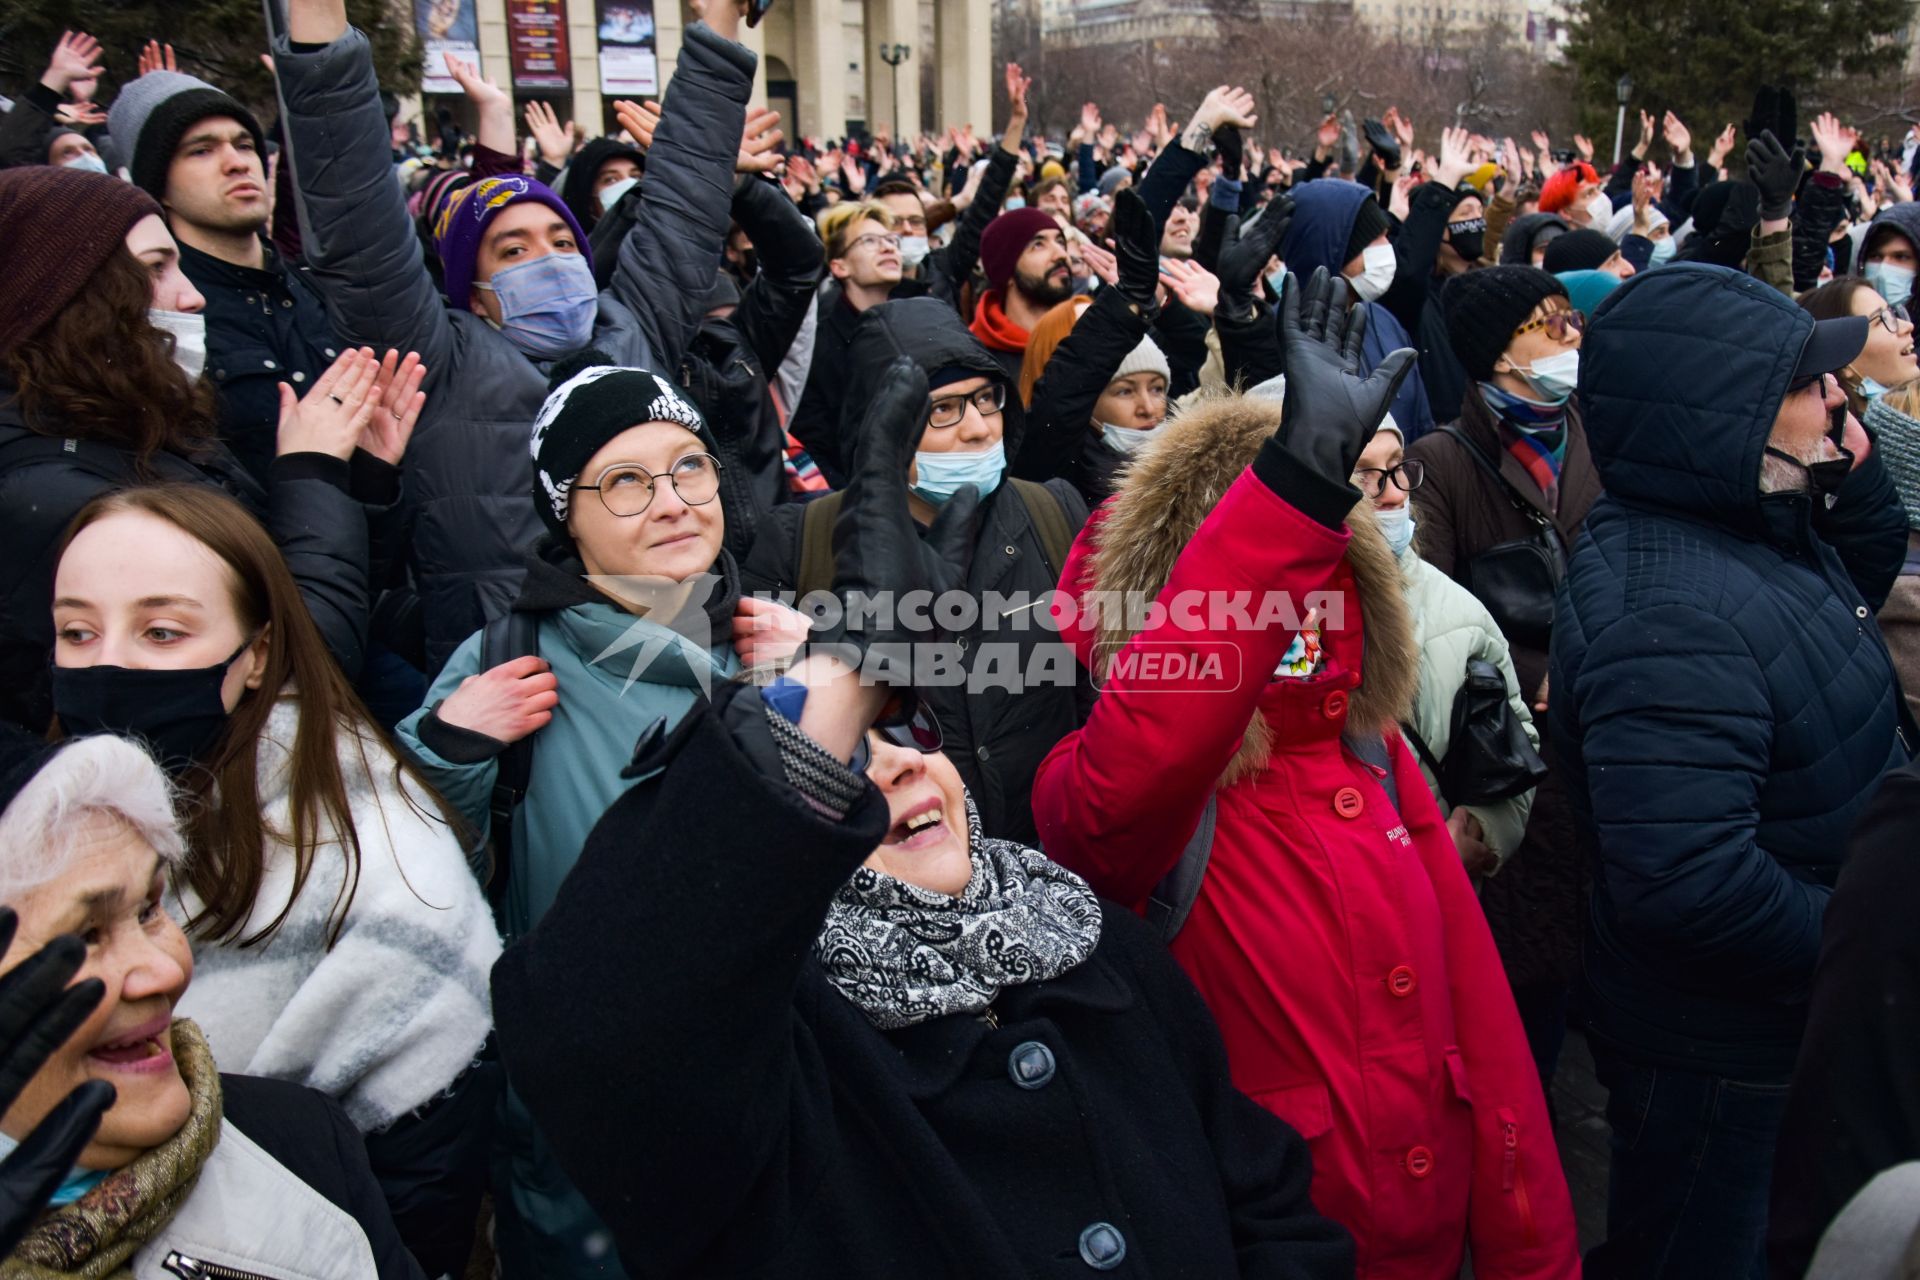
[595,0,658,97]
[509,0,572,89]
[417,0,482,93]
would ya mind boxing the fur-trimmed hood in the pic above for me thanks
[1076,393,1419,787]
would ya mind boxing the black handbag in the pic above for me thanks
[1437,424,1567,652]
[1404,657,1550,807]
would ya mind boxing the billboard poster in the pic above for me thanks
[417,0,483,93]
[595,0,658,97]
[509,0,572,89]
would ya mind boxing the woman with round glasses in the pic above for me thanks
[1354,418,1540,877]
[395,353,810,1274]
[1407,265,1603,1105]
[1798,277,1920,414]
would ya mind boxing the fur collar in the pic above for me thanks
[1083,393,1419,787]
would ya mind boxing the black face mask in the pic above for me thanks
[1447,217,1486,264]
[50,642,251,775]
[1764,444,1854,508]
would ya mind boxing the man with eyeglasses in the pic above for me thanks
[1556,262,1910,1279]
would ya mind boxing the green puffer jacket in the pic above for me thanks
[1397,543,1538,868]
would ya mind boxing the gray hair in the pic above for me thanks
[0,737,185,902]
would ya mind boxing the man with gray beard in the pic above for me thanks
[1551,261,1911,1280]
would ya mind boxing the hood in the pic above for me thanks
[1079,393,1418,787]
[1499,213,1568,265]
[559,137,645,228]
[1863,201,1920,263]
[1581,262,1808,534]
[1280,179,1372,279]
[843,296,1029,464]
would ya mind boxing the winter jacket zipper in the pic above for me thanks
[1497,1105,1538,1246]
[162,1252,292,1280]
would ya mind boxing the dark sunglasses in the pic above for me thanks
[849,701,945,775]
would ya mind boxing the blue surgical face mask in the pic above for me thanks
[1003,196,1027,211]
[1098,420,1163,455]
[473,251,599,360]
[1649,236,1677,266]
[1867,261,1916,308]
[1514,349,1580,404]
[911,440,1006,506]
[1375,502,1416,558]
[62,152,107,175]
[598,176,638,211]
[1860,373,1892,402]
[1265,268,1286,299]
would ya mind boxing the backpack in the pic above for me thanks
[792,478,1076,596]
[476,609,542,903]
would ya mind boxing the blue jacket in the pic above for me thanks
[1551,263,1911,1079]
[1280,180,1435,438]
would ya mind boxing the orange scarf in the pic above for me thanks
[970,288,1031,354]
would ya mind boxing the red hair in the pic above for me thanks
[1538,162,1600,214]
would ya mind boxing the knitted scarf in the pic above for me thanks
[1479,381,1569,511]
[2,1021,222,1280]
[969,288,1031,355]
[814,796,1103,1029]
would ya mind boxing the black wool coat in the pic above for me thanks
[492,688,1356,1280]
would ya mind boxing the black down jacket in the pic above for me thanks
[492,683,1355,1280]
[1551,262,1911,1082]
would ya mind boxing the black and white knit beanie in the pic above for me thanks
[529,350,717,537]
[107,70,266,202]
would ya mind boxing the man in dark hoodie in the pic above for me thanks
[557,135,645,236]
[743,297,1090,844]
[1555,262,1910,1279]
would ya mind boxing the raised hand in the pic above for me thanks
[1501,135,1525,186]
[739,106,784,173]
[1191,85,1257,137]
[1274,267,1416,490]
[1530,128,1552,158]
[1662,110,1693,162]
[1387,105,1415,149]
[359,349,428,466]
[613,98,662,149]
[840,150,867,195]
[1005,62,1031,123]
[523,100,574,167]
[1811,111,1857,178]
[135,38,176,79]
[1108,187,1161,314]
[54,102,107,128]
[42,31,104,95]
[1080,101,1102,140]
[1747,130,1806,222]
[443,52,507,109]
[1633,109,1655,160]
[277,348,380,462]
[1215,196,1292,319]
[1388,174,1414,221]
[1147,103,1172,150]
[1573,133,1594,163]
[731,596,813,670]
[1434,124,1473,188]
[1078,238,1120,289]
[437,655,559,743]
[1316,113,1341,160]
[1707,122,1738,169]
[1159,258,1221,315]
[1630,167,1657,233]
[783,152,820,200]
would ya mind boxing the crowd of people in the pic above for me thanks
[0,2,1917,1277]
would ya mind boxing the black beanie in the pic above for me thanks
[1542,228,1619,274]
[1344,196,1392,268]
[1441,266,1569,381]
[529,349,718,538]
[0,724,61,820]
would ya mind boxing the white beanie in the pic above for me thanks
[1112,334,1171,383]
[1606,201,1668,243]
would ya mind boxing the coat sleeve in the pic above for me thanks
[1792,174,1849,293]
[1390,734,1581,1279]
[1033,462,1353,910]
[489,692,890,1272]
[1378,180,1455,337]
[1137,143,1206,233]
[394,629,501,835]
[1015,286,1152,487]
[0,85,59,169]
[1571,603,1830,984]
[1815,449,1908,612]
[272,27,459,388]
[1745,226,1794,296]
[1483,191,1516,264]
[605,22,754,374]
[731,177,825,376]
[1406,434,1463,578]
[264,456,372,681]
[935,146,1018,309]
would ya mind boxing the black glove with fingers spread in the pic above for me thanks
[1274,267,1417,489]
[1108,187,1162,316]
[0,908,114,1256]
[1215,196,1293,321]
[1747,130,1805,221]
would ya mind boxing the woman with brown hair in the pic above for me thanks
[1797,275,1920,415]
[0,166,418,735]
[46,484,500,1277]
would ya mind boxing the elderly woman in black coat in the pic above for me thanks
[492,359,1354,1280]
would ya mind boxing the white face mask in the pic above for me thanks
[899,234,931,268]
[1516,348,1580,403]
[62,152,107,175]
[1649,236,1677,266]
[1348,242,1397,302]
[1098,420,1163,455]
[148,308,207,382]
[1586,191,1614,228]
[597,176,638,211]
[1374,503,1416,558]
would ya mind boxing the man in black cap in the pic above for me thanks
[1553,261,1911,1279]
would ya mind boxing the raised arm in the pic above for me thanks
[731,176,826,376]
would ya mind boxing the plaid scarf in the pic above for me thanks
[2,1021,222,1279]
[1479,381,1569,512]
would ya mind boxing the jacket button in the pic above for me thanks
[1405,1145,1434,1178]
[1007,1040,1056,1090]
[1333,786,1364,819]
[1388,965,1417,997]
[281,298,293,308]
[976,745,992,763]
[263,359,277,369]
[1005,544,1018,556]
[1857,606,1870,619]
[1078,1222,1126,1270]
[1322,690,1348,719]
[291,371,306,383]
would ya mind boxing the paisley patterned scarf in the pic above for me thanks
[815,797,1103,1029]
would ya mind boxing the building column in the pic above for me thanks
[569,0,602,132]
[794,0,848,142]
[476,0,510,99]
[862,0,920,140]
[934,0,991,137]
[740,19,769,112]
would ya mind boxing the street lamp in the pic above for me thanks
[879,42,911,136]
[1612,73,1633,166]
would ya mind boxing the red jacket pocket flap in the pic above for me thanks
[1253,1080,1334,1141]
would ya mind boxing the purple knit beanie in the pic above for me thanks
[433,175,590,309]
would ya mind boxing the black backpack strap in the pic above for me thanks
[1398,720,1447,806]
[1010,477,1075,578]
[1436,424,1557,536]
[795,491,846,598]
[1145,795,1218,942]
[481,611,542,899]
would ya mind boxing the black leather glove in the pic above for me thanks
[1363,119,1402,172]
[0,908,113,1256]
[1216,124,1244,181]
[1215,196,1293,321]
[1108,187,1162,316]
[1748,130,1805,221]
[1274,268,1417,488]
[817,357,984,669]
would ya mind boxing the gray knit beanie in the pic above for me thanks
[1865,397,1920,530]
[1110,333,1171,384]
[107,70,266,201]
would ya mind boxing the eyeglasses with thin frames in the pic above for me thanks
[846,232,903,255]
[573,453,723,518]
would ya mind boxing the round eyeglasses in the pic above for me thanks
[928,383,1008,429]
[1351,459,1425,498]
[574,453,723,518]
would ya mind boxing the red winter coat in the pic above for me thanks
[1032,399,1578,1280]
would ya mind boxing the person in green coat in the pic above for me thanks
[394,352,806,1279]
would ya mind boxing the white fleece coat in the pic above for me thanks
[174,698,501,1131]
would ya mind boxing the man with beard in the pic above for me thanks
[969,206,1074,381]
[109,68,342,487]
